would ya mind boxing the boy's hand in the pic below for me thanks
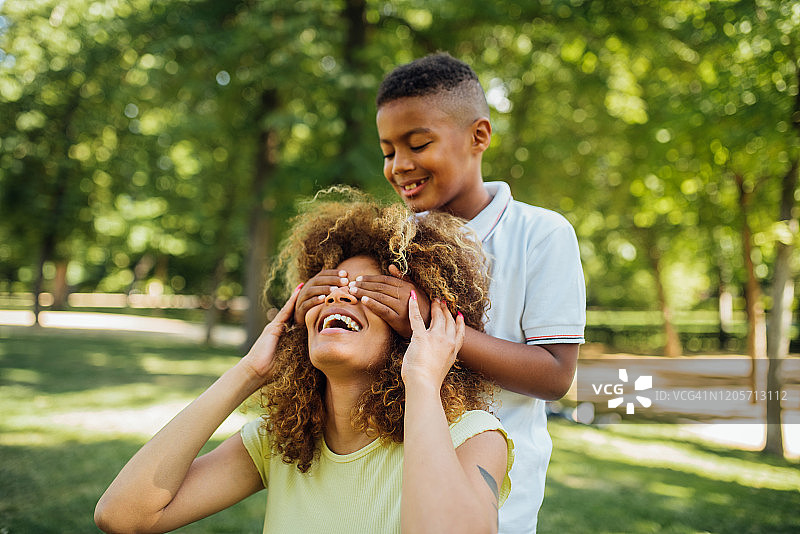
[348,264,430,338]
[402,294,465,389]
[293,269,350,325]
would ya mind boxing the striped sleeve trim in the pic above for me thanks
[525,334,585,344]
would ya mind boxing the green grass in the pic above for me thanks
[2,326,799,533]
[540,422,800,533]
[0,327,264,533]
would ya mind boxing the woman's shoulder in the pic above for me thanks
[240,417,272,458]
[448,410,506,448]
[239,416,275,486]
[449,410,515,506]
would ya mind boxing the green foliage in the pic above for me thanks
[1,0,799,317]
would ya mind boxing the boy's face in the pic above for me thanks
[376,96,486,217]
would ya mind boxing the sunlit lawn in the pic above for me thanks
[1,326,799,533]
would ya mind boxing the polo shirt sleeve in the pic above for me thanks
[521,219,586,345]
[240,417,271,488]
[449,410,515,507]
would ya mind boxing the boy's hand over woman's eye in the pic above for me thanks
[293,269,350,324]
[347,264,431,338]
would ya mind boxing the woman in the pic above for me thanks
[95,194,513,534]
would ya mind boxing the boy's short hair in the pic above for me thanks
[376,52,490,126]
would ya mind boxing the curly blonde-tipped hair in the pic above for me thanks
[261,188,493,472]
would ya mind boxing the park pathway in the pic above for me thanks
[1,308,797,458]
[0,309,245,346]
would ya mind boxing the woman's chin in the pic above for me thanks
[309,346,383,376]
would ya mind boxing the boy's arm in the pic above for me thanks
[351,277,577,399]
[460,328,577,399]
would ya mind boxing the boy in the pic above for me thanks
[295,53,585,533]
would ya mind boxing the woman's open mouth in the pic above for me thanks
[319,312,362,333]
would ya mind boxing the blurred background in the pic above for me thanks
[1,1,799,532]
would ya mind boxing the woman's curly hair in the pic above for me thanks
[261,188,493,472]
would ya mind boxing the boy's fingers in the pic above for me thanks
[360,295,400,322]
[387,264,411,281]
[316,269,349,278]
[351,288,402,311]
[294,288,328,322]
[297,270,350,304]
[296,295,323,316]
[300,285,336,300]
[350,283,404,304]
[293,270,349,324]
[305,274,350,288]
[351,275,403,290]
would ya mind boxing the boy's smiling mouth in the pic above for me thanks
[399,177,429,196]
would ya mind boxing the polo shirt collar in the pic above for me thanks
[467,181,512,242]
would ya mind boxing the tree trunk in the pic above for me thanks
[32,235,56,326]
[245,216,271,348]
[52,260,69,310]
[736,173,766,401]
[337,0,368,180]
[243,90,279,349]
[129,253,155,295]
[32,91,81,325]
[342,0,366,142]
[649,244,682,357]
[764,159,798,457]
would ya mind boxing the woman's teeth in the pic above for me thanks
[322,313,361,332]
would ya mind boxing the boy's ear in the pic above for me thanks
[471,118,492,153]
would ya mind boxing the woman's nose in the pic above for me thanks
[326,286,357,304]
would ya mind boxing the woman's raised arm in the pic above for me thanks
[94,285,302,533]
[401,296,509,534]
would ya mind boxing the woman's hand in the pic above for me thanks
[401,292,465,389]
[401,293,504,534]
[242,283,303,380]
